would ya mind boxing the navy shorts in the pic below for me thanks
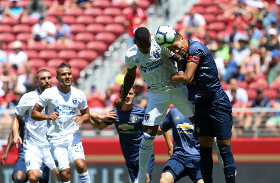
[162,156,202,183]
[126,153,155,182]
[195,92,233,140]
[13,154,50,182]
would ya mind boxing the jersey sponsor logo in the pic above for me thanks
[72,98,77,104]
[135,58,140,63]
[177,123,194,130]
[144,114,150,121]
[139,60,164,73]
[118,124,134,130]
[54,105,77,115]
[130,116,137,123]
[175,116,180,120]
[188,55,200,64]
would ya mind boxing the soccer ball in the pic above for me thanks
[154,25,176,47]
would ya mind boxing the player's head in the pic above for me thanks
[56,62,73,87]
[119,85,135,105]
[134,27,151,54]
[36,69,52,91]
[167,32,188,56]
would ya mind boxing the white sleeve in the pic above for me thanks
[182,15,190,26]
[48,22,57,34]
[198,14,206,26]
[78,92,88,110]
[15,94,31,116]
[125,54,136,69]
[162,47,175,57]
[32,24,40,35]
[37,90,49,108]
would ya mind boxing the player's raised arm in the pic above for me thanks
[1,131,13,166]
[11,114,23,148]
[31,103,58,121]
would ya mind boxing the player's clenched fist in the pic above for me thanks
[47,112,59,120]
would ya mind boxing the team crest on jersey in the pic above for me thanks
[153,50,160,58]
[144,114,150,121]
[130,116,137,123]
[55,160,58,167]
[72,98,77,104]
[26,160,31,167]
[196,127,200,133]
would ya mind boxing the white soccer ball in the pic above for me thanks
[154,25,176,47]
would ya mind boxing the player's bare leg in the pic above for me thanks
[28,169,40,183]
[52,168,60,182]
[145,173,150,183]
[160,172,174,183]
[74,158,90,183]
[13,170,27,183]
[60,168,71,182]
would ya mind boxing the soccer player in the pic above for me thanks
[157,107,203,183]
[168,31,236,183]
[89,85,160,183]
[31,62,90,183]
[114,27,196,183]
[0,69,56,183]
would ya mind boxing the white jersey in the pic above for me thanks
[37,86,88,144]
[15,89,49,147]
[125,37,180,91]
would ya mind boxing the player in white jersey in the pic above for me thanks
[31,62,90,183]
[12,69,60,183]
[114,27,196,183]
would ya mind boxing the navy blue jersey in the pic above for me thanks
[18,116,26,157]
[184,40,223,101]
[160,108,200,165]
[106,106,147,163]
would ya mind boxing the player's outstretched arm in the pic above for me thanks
[170,62,198,85]
[1,131,13,166]
[88,110,116,130]
[74,107,90,125]
[11,114,22,148]
[114,66,137,110]
[31,103,59,121]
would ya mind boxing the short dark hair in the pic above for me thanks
[175,32,182,42]
[36,69,51,79]
[119,84,135,95]
[56,62,71,75]
[135,27,150,42]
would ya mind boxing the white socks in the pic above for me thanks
[78,171,90,183]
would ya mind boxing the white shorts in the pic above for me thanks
[51,135,85,171]
[144,86,195,126]
[24,140,56,172]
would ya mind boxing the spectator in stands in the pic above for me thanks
[226,24,245,48]
[265,17,279,34]
[222,50,239,82]
[248,21,263,42]
[232,36,250,66]
[208,43,225,79]
[185,30,200,42]
[124,1,148,49]
[261,28,280,51]
[3,0,24,19]
[180,8,205,37]
[8,41,28,70]
[266,49,280,84]
[226,78,248,103]
[0,41,7,67]
[6,88,23,109]
[25,0,46,19]
[261,1,277,29]
[133,78,147,108]
[31,15,56,44]
[215,37,230,61]
[103,87,118,109]
[244,88,270,132]
[203,33,216,48]
[224,8,246,34]
[265,91,280,135]
[115,64,127,85]
[0,82,15,107]
[71,0,91,9]
[18,66,34,91]
[247,28,259,49]
[260,47,271,74]
[87,85,106,114]
[0,1,5,20]
[10,75,26,95]
[51,0,71,10]
[56,17,71,45]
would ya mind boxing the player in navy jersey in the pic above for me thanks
[157,108,203,183]
[89,85,159,183]
[167,32,236,183]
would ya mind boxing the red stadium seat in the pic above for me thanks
[16,33,32,42]
[122,7,132,15]
[16,0,29,8]
[12,24,30,34]
[246,89,257,100]
[27,42,46,51]
[8,42,27,50]
[205,5,221,15]
[103,7,122,16]
[92,0,111,9]
[203,14,216,24]
[254,74,267,81]
[95,32,116,46]
[20,17,38,25]
[0,33,15,43]
[69,59,89,70]
[104,24,125,36]
[95,15,113,25]
[0,25,12,33]
[192,6,205,14]
[62,16,76,25]
[207,31,217,39]
[39,50,58,61]
[47,43,66,51]
[67,41,86,51]
[114,15,127,24]
[248,81,268,90]
[47,9,64,16]
[86,41,108,55]
[220,81,228,91]
[135,0,150,9]
[1,17,19,25]
[71,67,80,82]
[44,0,52,8]
[237,81,248,89]
[269,82,280,90]
[263,89,277,100]
[84,8,103,17]
[75,33,95,42]
[195,0,213,7]
[45,16,57,24]
[28,59,46,69]
[58,50,77,60]
[216,14,227,23]
[70,24,86,35]
[112,1,130,9]
[207,22,226,32]
[65,8,83,16]
[77,50,99,61]
[86,24,105,34]
[173,23,183,32]
[75,16,95,25]
[25,50,38,59]
[47,59,66,67]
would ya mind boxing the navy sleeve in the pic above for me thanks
[186,42,206,65]
[160,110,173,132]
